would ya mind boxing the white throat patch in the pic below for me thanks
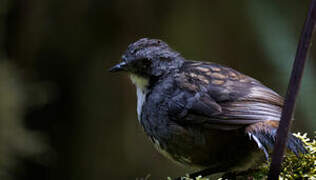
[130,74,149,121]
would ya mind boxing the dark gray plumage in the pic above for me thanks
[109,38,307,176]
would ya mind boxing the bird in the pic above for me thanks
[109,38,307,178]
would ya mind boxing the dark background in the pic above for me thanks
[0,1,315,180]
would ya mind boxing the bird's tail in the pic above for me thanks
[246,121,308,159]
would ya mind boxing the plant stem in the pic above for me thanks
[268,0,316,179]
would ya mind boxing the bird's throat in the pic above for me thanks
[130,74,149,122]
[130,74,149,90]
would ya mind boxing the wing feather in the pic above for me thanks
[169,61,283,130]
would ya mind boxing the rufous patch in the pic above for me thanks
[240,78,250,83]
[197,75,209,84]
[239,74,250,82]
[210,67,221,72]
[229,72,237,78]
[212,80,225,85]
[212,72,226,79]
[195,67,210,72]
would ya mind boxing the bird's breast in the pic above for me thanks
[130,74,150,122]
[135,87,147,122]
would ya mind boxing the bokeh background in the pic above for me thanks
[0,0,315,180]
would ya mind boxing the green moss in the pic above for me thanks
[254,132,316,180]
[277,132,315,179]
[170,132,316,180]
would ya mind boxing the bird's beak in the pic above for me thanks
[108,61,127,72]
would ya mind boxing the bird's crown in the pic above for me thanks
[109,38,184,77]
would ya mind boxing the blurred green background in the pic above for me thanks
[0,0,315,180]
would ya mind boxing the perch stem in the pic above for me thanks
[268,0,316,179]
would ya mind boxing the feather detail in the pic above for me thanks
[246,121,308,158]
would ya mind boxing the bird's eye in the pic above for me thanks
[138,58,151,68]
[142,58,151,64]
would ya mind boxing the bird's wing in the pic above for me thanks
[169,61,283,130]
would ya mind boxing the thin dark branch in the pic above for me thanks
[268,0,316,179]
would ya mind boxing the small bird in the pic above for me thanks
[109,38,307,177]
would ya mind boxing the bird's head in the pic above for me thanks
[109,38,184,79]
